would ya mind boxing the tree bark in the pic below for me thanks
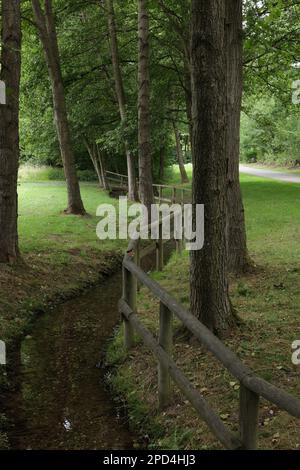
[159,145,165,182]
[184,64,193,155]
[31,0,86,215]
[190,0,234,336]
[173,121,189,184]
[138,0,154,211]
[226,0,250,273]
[106,0,138,201]
[84,139,102,187]
[0,0,21,263]
[96,145,109,191]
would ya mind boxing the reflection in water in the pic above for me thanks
[6,242,174,450]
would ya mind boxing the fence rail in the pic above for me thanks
[104,170,192,204]
[119,210,300,450]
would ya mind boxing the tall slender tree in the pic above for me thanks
[190,0,234,335]
[0,0,22,263]
[31,0,86,215]
[138,0,154,210]
[226,0,250,273]
[173,121,189,184]
[106,0,138,201]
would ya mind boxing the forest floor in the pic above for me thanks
[106,174,300,450]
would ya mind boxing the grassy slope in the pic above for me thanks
[107,173,300,450]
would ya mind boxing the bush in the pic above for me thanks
[77,170,97,182]
[241,96,300,166]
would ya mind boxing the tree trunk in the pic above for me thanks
[190,0,234,336]
[84,139,103,187]
[106,0,138,201]
[96,145,109,191]
[31,0,86,215]
[159,145,165,182]
[173,121,189,184]
[184,66,193,156]
[0,0,21,263]
[226,0,250,273]
[138,0,154,211]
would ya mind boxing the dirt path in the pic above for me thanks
[239,165,300,184]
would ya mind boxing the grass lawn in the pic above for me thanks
[107,174,300,450]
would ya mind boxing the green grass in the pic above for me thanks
[107,174,300,450]
[18,182,123,255]
[18,164,97,183]
[241,175,300,264]
[166,164,300,264]
[18,164,65,182]
[164,163,193,187]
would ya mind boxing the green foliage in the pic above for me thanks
[241,96,300,165]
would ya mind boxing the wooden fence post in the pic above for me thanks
[159,186,163,204]
[239,383,260,449]
[136,241,141,292]
[172,187,177,204]
[176,238,183,254]
[156,217,164,271]
[122,263,137,351]
[158,302,173,409]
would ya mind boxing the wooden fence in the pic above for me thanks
[119,212,300,450]
[105,170,192,205]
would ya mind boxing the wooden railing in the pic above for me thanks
[105,170,192,205]
[119,212,300,450]
[105,170,128,188]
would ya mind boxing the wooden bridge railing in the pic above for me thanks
[119,212,300,450]
[105,170,192,204]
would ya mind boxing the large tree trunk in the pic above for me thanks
[106,0,138,201]
[138,0,154,210]
[226,0,250,273]
[190,0,234,336]
[31,0,86,215]
[173,121,189,184]
[0,0,21,263]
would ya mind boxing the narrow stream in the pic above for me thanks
[5,243,174,450]
[7,272,132,450]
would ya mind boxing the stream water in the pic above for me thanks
[6,272,133,450]
[5,244,174,450]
